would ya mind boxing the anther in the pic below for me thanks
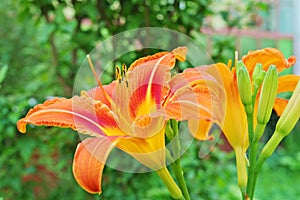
[122,63,129,87]
[116,66,122,83]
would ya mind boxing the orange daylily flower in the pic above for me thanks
[192,48,298,187]
[17,47,225,194]
[198,48,298,151]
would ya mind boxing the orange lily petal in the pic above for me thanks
[73,137,117,194]
[116,127,166,170]
[17,95,124,137]
[188,119,214,140]
[242,48,296,75]
[277,75,300,94]
[273,98,288,116]
[272,75,300,116]
[128,46,187,71]
[153,66,225,141]
[163,72,223,121]
[215,63,249,150]
[87,81,117,108]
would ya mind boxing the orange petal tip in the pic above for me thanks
[17,119,27,134]
[173,46,187,62]
[287,56,296,67]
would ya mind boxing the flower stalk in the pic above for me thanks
[168,119,191,200]
[156,167,184,200]
[247,66,278,198]
[170,160,191,200]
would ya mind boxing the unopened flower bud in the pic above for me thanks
[237,61,252,113]
[258,80,300,167]
[276,80,300,136]
[257,65,278,124]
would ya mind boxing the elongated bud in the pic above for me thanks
[237,63,252,105]
[236,59,243,72]
[257,80,300,170]
[237,61,252,114]
[257,65,278,124]
[276,80,300,136]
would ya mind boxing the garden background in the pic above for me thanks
[1,0,300,199]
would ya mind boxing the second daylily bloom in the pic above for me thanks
[194,48,298,188]
[17,47,225,195]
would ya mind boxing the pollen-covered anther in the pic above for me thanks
[115,64,129,87]
[115,65,122,83]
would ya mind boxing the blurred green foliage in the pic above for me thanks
[1,0,299,199]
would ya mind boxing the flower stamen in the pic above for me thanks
[115,64,129,87]
[115,65,122,83]
[122,63,129,87]
[86,54,112,104]
[235,50,239,69]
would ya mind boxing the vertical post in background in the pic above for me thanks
[293,0,300,75]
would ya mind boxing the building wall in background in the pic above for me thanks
[201,0,299,75]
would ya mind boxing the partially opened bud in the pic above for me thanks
[276,80,300,136]
[252,63,266,90]
[257,65,278,124]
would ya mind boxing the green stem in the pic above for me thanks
[245,110,254,199]
[246,144,257,199]
[244,75,261,200]
[247,123,266,198]
[243,100,255,199]
[246,110,254,143]
[156,167,184,200]
[168,119,190,200]
[171,159,191,200]
[251,130,284,196]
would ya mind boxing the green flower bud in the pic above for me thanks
[257,65,278,124]
[237,61,252,113]
[257,80,300,171]
[252,63,262,77]
[276,80,300,136]
[236,60,244,72]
